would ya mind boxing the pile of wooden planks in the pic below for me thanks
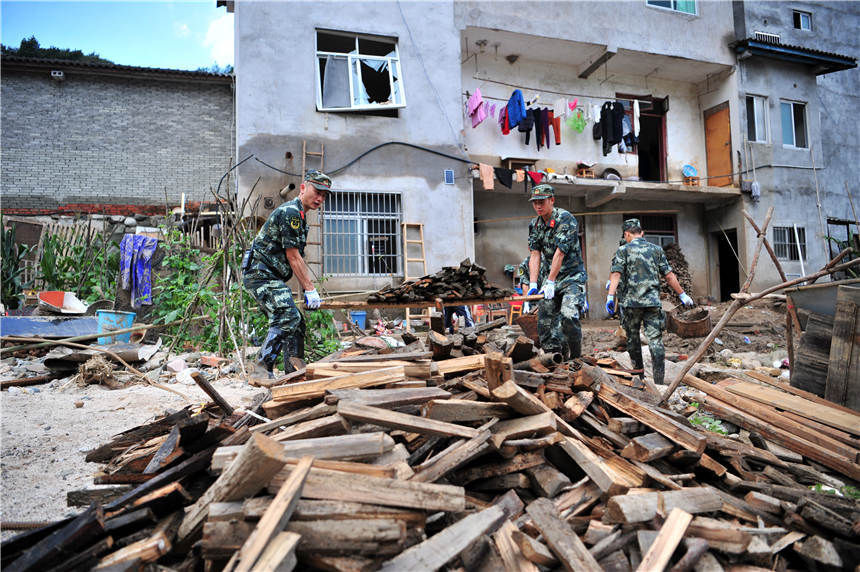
[367,258,510,303]
[4,325,859,571]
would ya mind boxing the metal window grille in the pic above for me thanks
[773,226,806,261]
[322,191,402,276]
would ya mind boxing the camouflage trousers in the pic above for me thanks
[537,285,584,359]
[242,270,305,335]
[621,306,666,385]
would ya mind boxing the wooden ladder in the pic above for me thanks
[302,141,325,281]
[401,222,430,332]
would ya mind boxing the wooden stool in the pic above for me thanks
[576,168,595,179]
[683,176,700,186]
[509,302,523,325]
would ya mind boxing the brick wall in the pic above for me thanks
[1,69,234,213]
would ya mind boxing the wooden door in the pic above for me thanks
[704,102,732,187]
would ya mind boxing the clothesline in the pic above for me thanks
[470,75,655,107]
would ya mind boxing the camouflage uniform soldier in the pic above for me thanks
[242,170,332,378]
[526,184,588,358]
[606,218,694,384]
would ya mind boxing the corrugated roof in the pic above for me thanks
[732,38,857,74]
[1,55,232,80]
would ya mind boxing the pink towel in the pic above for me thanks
[467,88,487,128]
[479,163,495,190]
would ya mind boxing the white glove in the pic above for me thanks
[527,282,538,296]
[304,288,322,309]
[605,280,611,290]
[542,280,555,300]
[679,292,694,307]
[522,301,531,313]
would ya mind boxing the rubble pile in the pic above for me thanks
[368,258,510,303]
[4,320,858,571]
[662,242,694,299]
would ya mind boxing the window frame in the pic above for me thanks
[773,226,807,261]
[793,10,812,31]
[745,94,769,143]
[623,214,678,247]
[780,100,808,149]
[645,0,698,16]
[322,190,403,277]
[315,29,406,113]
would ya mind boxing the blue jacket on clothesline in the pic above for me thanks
[507,89,526,129]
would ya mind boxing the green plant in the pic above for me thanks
[1,217,32,310]
[38,230,118,302]
[688,412,728,435]
[810,483,860,499]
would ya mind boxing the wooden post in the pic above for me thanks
[636,508,693,572]
[525,498,602,571]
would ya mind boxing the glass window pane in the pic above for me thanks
[754,97,767,142]
[353,58,393,105]
[781,102,794,146]
[318,32,356,54]
[320,55,350,109]
[800,13,811,30]
[647,0,672,8]
[793,104,807,148]
[674,0,696,14]
[358,37,396,57]
[746,97,757,141]
[391,60,402,105]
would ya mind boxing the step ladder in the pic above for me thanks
[302,141,325,282]
[402,222,431,332]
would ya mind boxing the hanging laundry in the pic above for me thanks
[493,167,514,189]
[567,108,587,133]
[621,115,637,149]
[518,108,535,145]
[600,101,624,156]
[568,98,579,112]
[526,171,544,185]
[506,89,526,129]
[478,163,495,190]
[467,88,487,128]
[119,234,159,308]
[488,103,497,118]
[553,97,567,117]
[551,112,562,145]
[501,106,511,135]
[633,100,641,137]
[533,108,544,150]
[542,109,553,149]
[515,170,525,183]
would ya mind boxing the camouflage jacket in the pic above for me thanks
[528,207,587,290]
[610,237,671,308]
[516,256,546,287]
[246,197,308,282]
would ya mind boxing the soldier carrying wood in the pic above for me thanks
[242,169,332,379]
[605,218,694,385]
[526,184,588,359]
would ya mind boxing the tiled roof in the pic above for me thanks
[732,38,856,74]
[1,55,232,80]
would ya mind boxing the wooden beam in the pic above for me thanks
[270,414,349,442]
[425,399,513,422]
[525,498,602,571]
[578,46,617,79]
[307,360,433,380]
[621,432,675,462]
[494,520,539,572]
[337,401,479,439]
[231,456,312,572]
[825,288,860,409]
[605,488,722,524]
[270,366,406,402]
[252,531,300,572]
[636,508,693,572]
[410,425,494,483]
[324,387,450,407]
[490,412,557,448]
[435,354,487,376]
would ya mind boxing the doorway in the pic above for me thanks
[638,114,666,183]
[713,228,740,301]
[704,102,733,187]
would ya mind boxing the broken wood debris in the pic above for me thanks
[5,314,860,572]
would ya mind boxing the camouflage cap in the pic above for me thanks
[304,169,332,191]
[528,184,555,201]
[622,218,642,232]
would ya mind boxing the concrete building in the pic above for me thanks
[726,1,858,292]
[230,0,857,306]
[1,56,235,215]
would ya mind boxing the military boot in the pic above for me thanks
[251,327,288,381]
[651,355,665,386]
[568,337,582,361]
[283,333,306,375]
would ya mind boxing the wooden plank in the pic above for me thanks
[724,381,860,435]
[250,403,337,433]
[525,497,602,572]
[605,488,722,524]
[270,366,406,402]
[231,456,312,572]
[6,504,105,572]
[253,531,299,572]
[337,350,432,362]
[743,491,782,514]
[490,412,557,448]
[307,360,432,379]
[428,330,453,360]
[621,432,675,462]
[597,383,706,453]
[510,530,558,567]
[325,387,450,407]
[268,467,466,512]
[558,437,642,496]
[825,289,859,410]
[435,354,487,376]
[178,433,287,542]
[485,352,513,392]
[780,411,860,450]
[744,369,859,416]
[492,380,546,415]
[608,417,645,435]
[425,399,513,422]
[525,464,572,498]
[378,505,506,571]
[494,520,539,572]
[410,425,494,483]
[337,401,479,439]
[452,451,546,484]
[270,414,348,442]
[97,511,179,568]
[636,508,693,572]
[319,295,542,310]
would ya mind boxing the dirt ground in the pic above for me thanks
[0,375,263,532]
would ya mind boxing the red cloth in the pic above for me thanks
[526,171,544,185]
[501,107,511,135]
[552,115,561,145]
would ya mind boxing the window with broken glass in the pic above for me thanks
[773,226,806,261]
[316,30,405,112]
[322,191,402,276]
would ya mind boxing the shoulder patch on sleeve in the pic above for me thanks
[289,216,302,230]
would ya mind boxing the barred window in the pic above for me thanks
[623,213,677,248]
[323,191,402,276]
[773,226,806,261]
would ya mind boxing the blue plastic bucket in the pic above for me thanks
[96,310,136,344]
[349,310,367,329]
